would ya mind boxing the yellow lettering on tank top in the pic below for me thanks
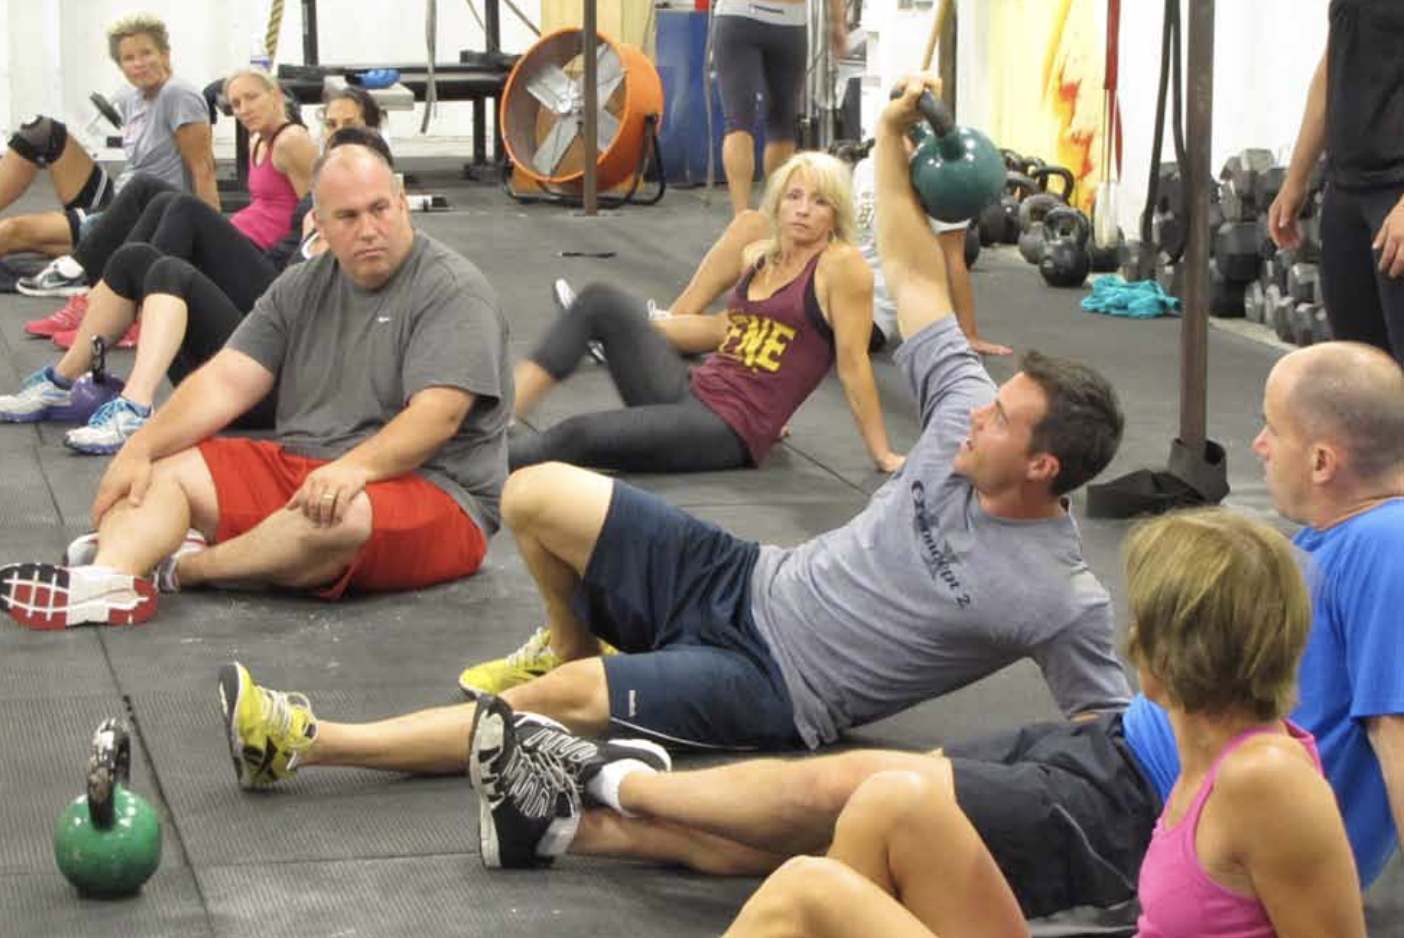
[717,312,797,373]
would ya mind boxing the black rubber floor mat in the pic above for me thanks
[0,868,212,937]
[198,855,756,938]
[132,686,479,867]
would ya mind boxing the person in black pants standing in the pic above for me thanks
[1269,0,1404,362]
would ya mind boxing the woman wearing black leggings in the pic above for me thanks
[510,151,903,475]
[0,103,384,456]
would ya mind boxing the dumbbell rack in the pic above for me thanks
[1145,151,1330,348]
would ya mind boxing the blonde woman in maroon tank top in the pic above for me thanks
[510,151,904,475]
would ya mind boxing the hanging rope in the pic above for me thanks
[421,0,438,134]
[463,0,485,33]
[500,0,540,37]
[264,0,285,65]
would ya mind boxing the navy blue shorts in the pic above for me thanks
[574,482,801,750]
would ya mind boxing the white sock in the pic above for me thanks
[587,758,656,817]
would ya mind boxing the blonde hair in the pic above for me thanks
[107,12,170,63]
[1124,508,1311,722]
[223,67,281,98]
[748,151,856,268]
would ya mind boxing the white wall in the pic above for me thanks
[859,0,1328,234]
[0,0,544,148]
[1114,0,1328,234]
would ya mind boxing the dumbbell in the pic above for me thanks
[1310,304,1334,344]
[1219,148,1275,214]
[1288,263,1319,304]
[1257,165,1287,209]
[1291,303,1321,346]
[1273,248,1297,292]
[1209,259,1246,318]
[1153,210,1185,261]
[1244,280,1266,325]
[1156,256,1183,297]
[1270,286,1297,343]
[1213,221,1262,282]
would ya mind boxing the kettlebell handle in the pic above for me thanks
[89,336,108,386]
[888,84,954,138]
[1042,206,1092,247]
[1032,165,1076,202]
[87,718,132,829]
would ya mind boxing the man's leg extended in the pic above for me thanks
[282,657,611,776]
[601,749,953,859]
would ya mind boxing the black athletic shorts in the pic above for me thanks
[945,712,1161,919]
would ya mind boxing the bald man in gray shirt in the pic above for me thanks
[0,143,510,628]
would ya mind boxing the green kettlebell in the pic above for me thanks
[895,86,1005,223]
[54,719,162,898]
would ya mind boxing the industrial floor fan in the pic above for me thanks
[499,28,665,206]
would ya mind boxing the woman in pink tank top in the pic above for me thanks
[722,509,1366,938]
[223,69,316,249]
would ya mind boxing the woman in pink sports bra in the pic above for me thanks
[720,508,1366,938]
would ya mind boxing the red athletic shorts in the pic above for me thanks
[197,437,487,598]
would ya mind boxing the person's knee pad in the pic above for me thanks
[9,115,68,167]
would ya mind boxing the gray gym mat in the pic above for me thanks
[199,856,757,938]
[0,447,63,528]
[101,586,548,695]
[33,445,111,532]
[131,686,479,867]
[0,868,212,938]
[0,628,118,703]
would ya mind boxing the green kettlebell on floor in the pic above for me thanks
[54,719,162,898]
[894,85,1005,223]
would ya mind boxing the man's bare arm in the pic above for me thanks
[874,77,955,342]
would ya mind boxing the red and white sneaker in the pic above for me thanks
[53,318,139,350]
[24,294,88,338]
[0,563,157,629]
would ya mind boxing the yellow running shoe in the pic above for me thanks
[458,627,619,697]
[217,661,318,789]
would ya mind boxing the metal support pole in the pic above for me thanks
[1179,0,1213,454]
[582,0,598,215]
[485,0,501,55]
[818,0,832,150]
[301,0,319,66]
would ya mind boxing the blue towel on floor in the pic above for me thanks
[1081,275,1181,319]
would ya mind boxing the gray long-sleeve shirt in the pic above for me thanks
[749,317,1132,748]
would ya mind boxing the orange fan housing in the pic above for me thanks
[500,28,664,193]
